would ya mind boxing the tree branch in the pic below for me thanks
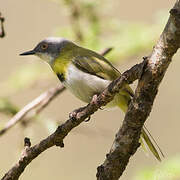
[0,12,5,38]
[0,85,65,136]
[96,1,180,179]
[1,60,144,180]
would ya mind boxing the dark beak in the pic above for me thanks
[19,50,35,56]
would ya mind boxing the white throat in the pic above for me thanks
[36,53,54,65]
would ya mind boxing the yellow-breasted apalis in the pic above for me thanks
[20,37,164,161]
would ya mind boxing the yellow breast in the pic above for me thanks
[52,57,70,78]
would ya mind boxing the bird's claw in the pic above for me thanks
[69,107,86,121]
[92,94,98,104]
[92,94,104,110]
[69,111,77,121]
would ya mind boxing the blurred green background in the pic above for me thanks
[1,0,180,179]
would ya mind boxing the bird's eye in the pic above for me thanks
[41,43,48,50]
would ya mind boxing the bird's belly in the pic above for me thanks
[63,64,110,103]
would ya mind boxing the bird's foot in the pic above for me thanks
[69,107,86,121]
[91,94,98,104]
[91,94,104,110]
[69,107,91,122]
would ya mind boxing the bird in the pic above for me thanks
[20,37,164,161]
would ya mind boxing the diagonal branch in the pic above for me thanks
[0,85,66,136]
[96,1,180,179]
[1,60,144,180]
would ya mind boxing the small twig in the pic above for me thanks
[35,86,66,114]
[0,85,65,136]
[0,12,5,38]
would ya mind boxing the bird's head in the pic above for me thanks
[20,37,76,64]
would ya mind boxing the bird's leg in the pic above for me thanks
[69,106,88,121]
[69,94,104,122]
[91,94,98,103]
[91,94,104,110]
[69,107,91,122]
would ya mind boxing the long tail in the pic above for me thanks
[115,90,164,161]
[141,126,164,161]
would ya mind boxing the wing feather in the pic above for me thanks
[72,48,120,80]
[72,48,134,96]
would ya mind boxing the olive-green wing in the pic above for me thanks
[72,50,120,81]
[72,48,134,96]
